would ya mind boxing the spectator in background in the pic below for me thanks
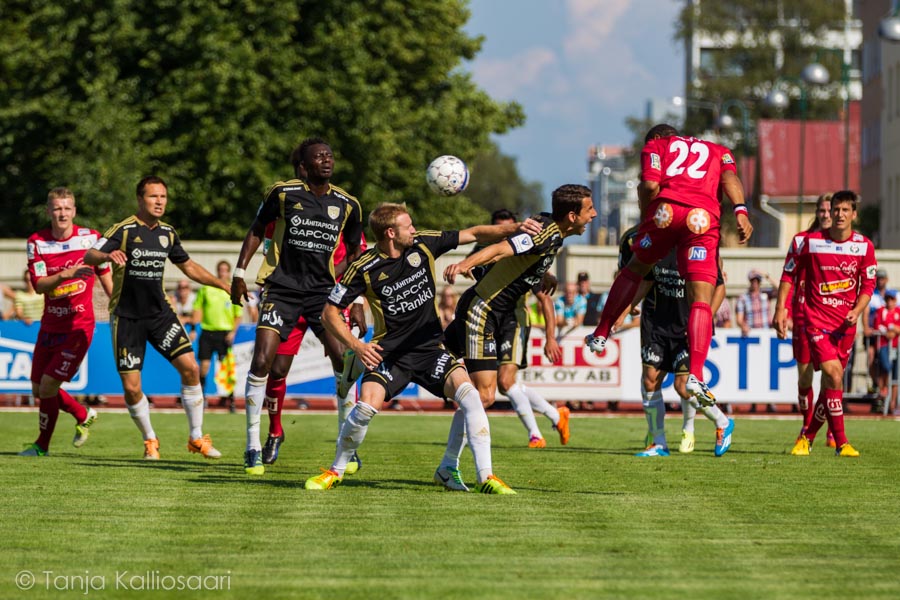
[577,271,604,327]
[1,284,15,319]
[193,260,243,412]
[736,269,773,413]
[14,269,45,325]
[873,289,900,413]
[554,281,586,331]
[864,268,889,392]
[438,285,458,330]
[528,294,547,330]
[170,279,197,334]
[713,269,733,328]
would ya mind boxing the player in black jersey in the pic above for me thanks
[465,209,569,448]
[230,138,365,475]
[443,184,596,415]
[617,225,734,457]
[86,176,227,460]
[304,203,540,494]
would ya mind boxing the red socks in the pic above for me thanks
[592,268,644,338]
[266,378,287,437]
[58,388,87,423]
[35,395,60,451]
[688,302,713,379]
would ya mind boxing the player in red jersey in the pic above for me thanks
[774,190,876,457]
[261,229,367,468]
[873,289,900,413]
[585,124,752,407]
[780,194,836,450]
[19,187,113,456]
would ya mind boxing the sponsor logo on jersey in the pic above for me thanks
[510,233,534,254]
[839,261,858,276]
[92,237,107,250]
[688,246,707,261]
[650,153,661,170]
[407,252,421,268]
[378,272,389,281]
[328,283,348,304]
[27,243,35,260]
[133,236,143,243]
[819,278,855,295]
[49,279,87,299]
[653,203,673,228]
[327,206,340,220]
[849,244,861,255]
[867,265,877,279]
[159,234,168,248]
[722,153,735,164]
[80,236,93,248]
[33,261,47,277]
[293,202,303,210]
[785,257,796,273]
[686,208,711,234]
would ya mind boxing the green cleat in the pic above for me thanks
[305,468,342,490]
[73,407,98,448]
[19,443,48,457]
[475,475,516,495]
[434,465,469,491]
[244,449,265,475]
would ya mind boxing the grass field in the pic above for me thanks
[2,410,899,599]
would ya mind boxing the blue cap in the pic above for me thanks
[886,289,897,299]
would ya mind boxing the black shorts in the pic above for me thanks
[111,311,193,373]
[497,306,529,369]
[444,288,503,373]
[257,284,328,341]
[198,329,231,361]
[641,330,689,374]
[363,346,465,400]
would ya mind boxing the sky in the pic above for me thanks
[464,0,684,207]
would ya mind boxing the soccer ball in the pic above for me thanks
[426,155,469,196]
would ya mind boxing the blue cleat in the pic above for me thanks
[714,418,735,457]
[635,444,670,457]
[262,434,284,465]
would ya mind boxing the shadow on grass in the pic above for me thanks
[69,457,233,473]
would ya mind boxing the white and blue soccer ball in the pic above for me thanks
[426,155,469,196]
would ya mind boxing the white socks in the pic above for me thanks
[335,369,356,437]
[683,395,729,430]
[181,383,204,439]
[504,383,542,439]
[523,385,560,425]
[641,382,667,447]
[245,373,267,451]
[456,382,493,484]
[128,395,156,441]
[332,402,377,476]
[440,408,467,469]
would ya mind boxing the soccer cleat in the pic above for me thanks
[244,449,265,475]
[19,443,48,457]
[791,435,811,456]
[475,475,516,495]
[344,450,361,475]
[826,431,837,449]
[635,444,670,457]
[714,418,735,457]
[434,465,469,491]
[73,407,98,448]
[187,434,222,459]
[686,374,717,407]
[584,334,607,354]
[555,406,571,445]
[262,433,284,465]
[337,349,366,399]
[679,430,695,454]
[305,468,342,490]
[836,443,860,457]
[528,435,547,448]
[143,438,160,460]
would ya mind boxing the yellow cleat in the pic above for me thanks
[305,468,342,490]
[791,435,811,456]
[836,442,860,457]
[475,475,516,495]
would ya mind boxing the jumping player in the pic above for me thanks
[774,190,876,457]
[19,187,113,456]
[585,124,752,408]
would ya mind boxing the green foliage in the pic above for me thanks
[857,203,880,242]
[0,0,524,238]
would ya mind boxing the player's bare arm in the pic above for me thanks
[457,217,542,246]
[773,280,793,339]
[98,270,114,297]
[637,180,660,213]
[443,241,514,284]
[322,303,382,368]
[231,219,266,306]
[32,264,95,295]
[178,260,229,293]
[536,290,561,363]
[85,247,126,267]
[721,171,753,244]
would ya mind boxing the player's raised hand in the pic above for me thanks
[736,213,753,244]
[106,249,128,266]
[443,263,471,284]
[519,218,543,237]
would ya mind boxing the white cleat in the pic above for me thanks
[434,465,469,492]
[686,374,717,407]
[73,408,98,448]
[585,334,607,353]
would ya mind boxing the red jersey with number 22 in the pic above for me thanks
[641,136,737,218]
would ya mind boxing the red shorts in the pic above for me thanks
[275,308,354,356]
[31,328,92,384]
[792,319,812,365]
[631,198,719,285]
[806,326,855,369]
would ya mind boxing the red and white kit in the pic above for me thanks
[783,230,814,364]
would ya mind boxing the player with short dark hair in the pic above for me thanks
[774,190,876,457]
[304,203,540,493]
[19,187,113,456]
[231,138,365,475]
[86,177,227,460]
[585,124,752,409]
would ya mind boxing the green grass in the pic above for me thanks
[1,410,899,599]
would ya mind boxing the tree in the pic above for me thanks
[0,0,524,238]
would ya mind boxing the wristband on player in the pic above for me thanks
[233,267,246,279]
[733,204,749,217]
[352,296,365,305]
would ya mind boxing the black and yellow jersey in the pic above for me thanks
[255,179,363,292]
[327,231,459,353]
[472,213,563,313]
[94,216,190,318]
